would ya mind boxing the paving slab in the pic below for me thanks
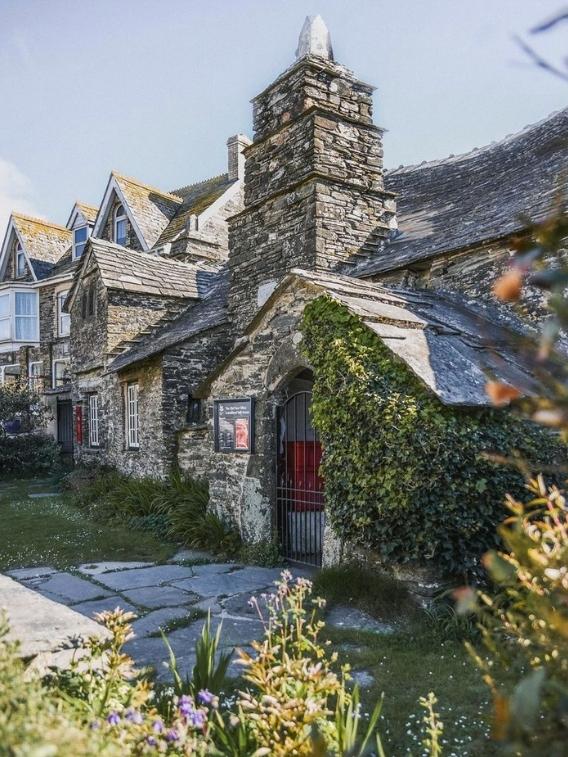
[0,574,109,661]
[172,570,277,599]
[325,606,394,634]
[33,573,111,604]
[189,562,240,576]
[223,591,271,618]
[122,585,199,610]
[78,561,154,576]
[7,566,57,580]
[124,635,169,671]
[72,596,137,619]
[132,607,197,638]
[168,549,213,563]
[94,564,195,591]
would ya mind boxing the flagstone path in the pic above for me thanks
[4,553,286,680]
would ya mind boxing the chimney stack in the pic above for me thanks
[227,134,252,181]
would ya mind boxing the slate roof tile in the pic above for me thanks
[12,214,71,280]
[357,107,568,277]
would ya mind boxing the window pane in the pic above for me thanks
[74,242,86,259]
[15,292,37,316]
[116,219,127,246]
[0,294,9,317]
[15,316,37,340]
[0,319,10,340]
[74,226,88,243]
[16,252,26,276]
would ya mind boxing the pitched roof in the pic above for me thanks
[108,269,229,372]
[74,202,98,224]
[157,174,237,244]
[12,214,71,279]
[111,173,182,248]
[87,238,218,299]
[357,107,568,278]
[207,268,552,407]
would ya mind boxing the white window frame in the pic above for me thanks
[89,394,100,447]
[126,382,139,449]
[57,290,70,336]
[72,225,90,261]
[0,363,20,385]
[114,204,127,246]
[52,358,70,388]
[28,361,42,391]
[0,289,39,345]
[15,243,26,277]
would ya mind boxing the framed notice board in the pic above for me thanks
[214,398,255,453]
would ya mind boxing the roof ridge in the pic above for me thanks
[170,172,230,196]
[12,212,70,233]
[111,171,184,204]
[91,238,218,271]
[385,106,568,176]
[75,200,99,210]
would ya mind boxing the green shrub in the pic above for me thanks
[0,432,59,475]
[301,296,564,577]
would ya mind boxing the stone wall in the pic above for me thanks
[178,282,315,544]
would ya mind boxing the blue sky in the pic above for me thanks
[0,0,566,231]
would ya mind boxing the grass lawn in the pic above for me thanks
[326,627,494,756]
[314,565,496,755]
[0,477,176,571]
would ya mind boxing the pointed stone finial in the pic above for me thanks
[295,15,334,61]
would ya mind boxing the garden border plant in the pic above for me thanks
[300,295,564,577]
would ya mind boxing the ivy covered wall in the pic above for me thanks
[301,296,562,576]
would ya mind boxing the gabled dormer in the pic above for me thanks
[66,202,98,263]
[92,172,182,251]
[0,213,71,283]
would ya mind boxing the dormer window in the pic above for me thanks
[73,225,89,260]
[114,204,127,246]
[15,242,26,277]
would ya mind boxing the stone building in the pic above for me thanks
[1,16,567,566]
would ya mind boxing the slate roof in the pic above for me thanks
[111,173,182,249]
[85,239,219,299]
[12,214,71,280]
[75,202,99,224]
[222,267,551,407]
[108,269,230,372]
[157,174,237,244]
[357,107,568,278]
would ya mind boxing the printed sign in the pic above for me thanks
[214,398,254,453]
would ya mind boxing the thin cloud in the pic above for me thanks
[0,158,41,237]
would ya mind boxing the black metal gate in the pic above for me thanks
[57,399,73,454]
[276,391,324,566]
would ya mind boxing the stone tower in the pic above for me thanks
[228,16,396,331]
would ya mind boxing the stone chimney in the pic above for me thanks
[227,17,396,332]
[227,134,252,181]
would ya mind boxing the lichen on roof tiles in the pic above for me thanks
[89,238,218,299]
[12,213,71,279]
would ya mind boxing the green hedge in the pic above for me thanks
[0,433,59,475]
[301,296,563,576]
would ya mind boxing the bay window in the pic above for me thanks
[126,382,139,448]
[0,289,39,345]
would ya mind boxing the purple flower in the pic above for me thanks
[189,709,207,729]
[146,736,157,747]
[165,728,180,742]
[198,689,214,705]
[178,694,194,717]
[89,720,101,730]
[125,708,143,724]
[106,711,120,726]
[152,719,164,733]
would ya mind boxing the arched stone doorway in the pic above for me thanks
[276,369,324,566]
